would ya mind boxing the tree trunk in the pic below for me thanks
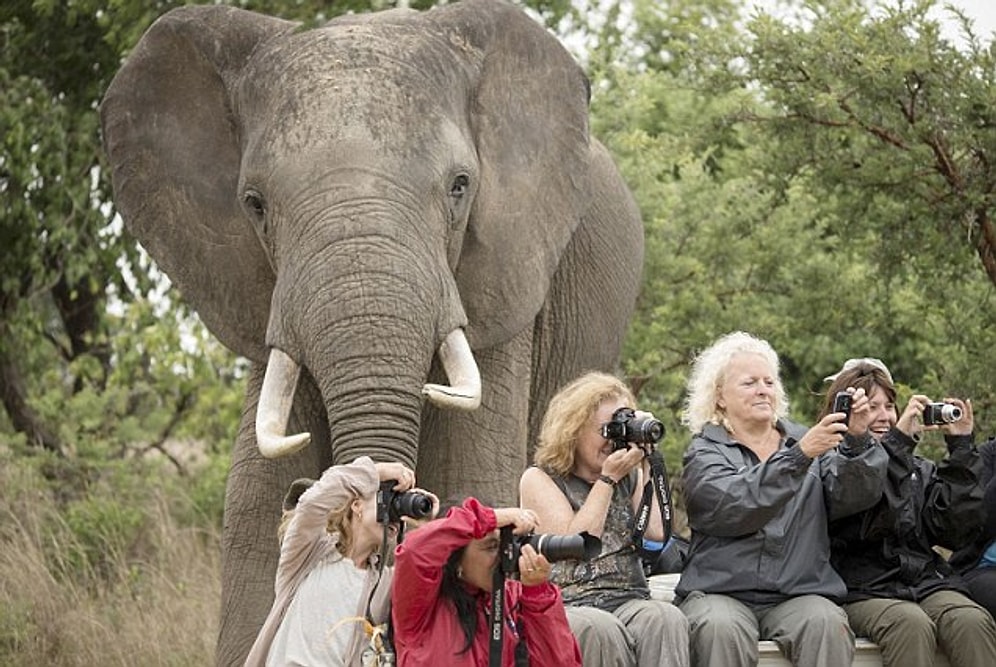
[0,342,63,454]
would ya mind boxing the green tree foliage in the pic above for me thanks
[586,0,996,469]
[2,1,995,660]
[2,0,993,527]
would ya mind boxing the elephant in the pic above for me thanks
[100,0,643,663]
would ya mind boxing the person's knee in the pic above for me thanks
[569,608,627,641]
[789,597,852,645]
[802,598,848,630]
[630,601,689,631]
[936,603,996,639]
[693,605,751,642]
[898,606,935,638]
[568,607,633,665]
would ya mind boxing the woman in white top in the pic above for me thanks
[245,456,435,667]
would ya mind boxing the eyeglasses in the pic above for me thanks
[823,357,893,385]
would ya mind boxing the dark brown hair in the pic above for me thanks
[817,363,896,421]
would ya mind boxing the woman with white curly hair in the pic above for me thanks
[675,331,888,667]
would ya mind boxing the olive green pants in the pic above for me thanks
[844,590,996,667]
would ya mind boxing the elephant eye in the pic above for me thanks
[242,189,268,232]
[449,174,470,200]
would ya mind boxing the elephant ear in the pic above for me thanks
[448,0,593,349]
[101,6,296,363]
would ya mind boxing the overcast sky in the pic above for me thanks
[747,0,995,45]
[934,0,996,42]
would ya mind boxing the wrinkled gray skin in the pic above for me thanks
[100,0,643,664]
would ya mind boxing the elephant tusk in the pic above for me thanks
[422,328,482,411]
[256,347,312,458]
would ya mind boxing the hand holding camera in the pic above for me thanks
[497,527,601,577]
[494,507,539,535]
[376,480,435,524]
[600,407,666,455]
[897,394,967,439]
[515,545,553,587]
[832,387,874,436]
[933,397,972,437]
[599,407,666,483]
[375,461,416,491]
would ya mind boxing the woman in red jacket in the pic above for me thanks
[391,497,582,666]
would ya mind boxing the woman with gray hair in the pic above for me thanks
[675,331,888,667]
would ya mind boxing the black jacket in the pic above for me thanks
[950,438,996,572]
[830,427,984,602]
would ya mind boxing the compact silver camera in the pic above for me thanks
[923,402,963,426]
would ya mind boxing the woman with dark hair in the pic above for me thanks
[391,497,581,666]
[820,358,996,667]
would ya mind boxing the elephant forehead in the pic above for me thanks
[242,26,476,135]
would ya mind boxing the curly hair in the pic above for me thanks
[681,331,789,435]
[534,371,635,476]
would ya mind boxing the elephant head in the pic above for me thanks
[100,0,643,663]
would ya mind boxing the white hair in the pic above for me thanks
[681,331,789,434]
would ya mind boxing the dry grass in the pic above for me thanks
[0,462,221,666]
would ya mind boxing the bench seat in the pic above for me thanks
[648,574,950,666]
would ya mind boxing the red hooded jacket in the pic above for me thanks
[391,497,581,666]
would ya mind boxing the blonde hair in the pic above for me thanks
[534,371,636,476]
[277,498,357,557]
[681,331,789,435]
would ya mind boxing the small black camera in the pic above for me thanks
[923,402,963,426]
[376,480,433,524]
[499,530,601,575]
[601,407,665,452]
[832,391,852,426]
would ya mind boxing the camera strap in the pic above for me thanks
[488,526,512,667]
[360,524,396,665]
[632,449,673,548]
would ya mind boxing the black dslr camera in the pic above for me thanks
[499,530,601,575]
[601,407,666,453]
[923,402,963,426]
[376,480,433,524]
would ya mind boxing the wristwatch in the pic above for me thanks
[598,474,617,487]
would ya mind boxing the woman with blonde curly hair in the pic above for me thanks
[246,457,435,667]
[676,331,887,667]
[520,371,689,667]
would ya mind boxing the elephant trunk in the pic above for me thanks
[251,195,483,462]
[256,319,480,459]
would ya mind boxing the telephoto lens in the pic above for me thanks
[520,532,601,563]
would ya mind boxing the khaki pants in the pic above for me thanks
[679,591,854,667]
[844,590,996,667]
[566,598,690,667]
